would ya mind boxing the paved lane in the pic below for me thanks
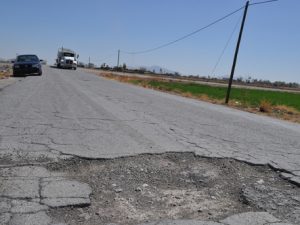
[0,66,299,183]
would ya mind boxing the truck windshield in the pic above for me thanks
[63,53,75,57]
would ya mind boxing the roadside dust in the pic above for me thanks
[47,153,299,225]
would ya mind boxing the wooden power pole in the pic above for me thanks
[225,1,249,104]
[117,50,120,68]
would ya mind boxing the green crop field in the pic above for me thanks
[130,79,300,111]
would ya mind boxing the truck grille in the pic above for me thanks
[66,60,73,64]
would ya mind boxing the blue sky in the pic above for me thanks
[1,0,299,83]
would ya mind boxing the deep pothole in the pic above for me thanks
[47,153,300,225]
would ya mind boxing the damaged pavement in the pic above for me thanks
[0,67,299,224]
[0,165,91,225]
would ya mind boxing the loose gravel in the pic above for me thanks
[47,153,300,225]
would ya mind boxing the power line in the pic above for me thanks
[121,5,245,55]
[210,0,278,77]
[120,1,278,56]
[210,14,242,77]
[250,0,279,6]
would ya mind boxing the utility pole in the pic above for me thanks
[89,56,90,67]
[117,49,120,68]
[225,1,249,104]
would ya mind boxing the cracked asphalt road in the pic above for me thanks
[0,66,300,224]
[1,67,299,177]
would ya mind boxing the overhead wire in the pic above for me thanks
[209,0,278,77]
[119,0,279,77]
[250,0,278,6]
[210,13,242,77]
[121,5,245,55]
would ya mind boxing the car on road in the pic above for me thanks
[13,54,42,76]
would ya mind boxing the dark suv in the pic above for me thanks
[13,54,42,76]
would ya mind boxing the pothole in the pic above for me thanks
[47,153,300,225]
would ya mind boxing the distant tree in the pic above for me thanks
[246,76,252,83]
[77,62,85,68]
[100,63,106,69]
[139,67,146,74]
[236,77,243,83]
[274,81,285,87]
[122,63,127,70]
[288,82,299,88]
[87,63,95,68]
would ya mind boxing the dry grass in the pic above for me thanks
[101,73,135,82]
[97,72,300,123]
[259,100,272,113]
[272,105,300,123]
[0,64,12,79]
[273,105,298,115]
[0,71,10,79]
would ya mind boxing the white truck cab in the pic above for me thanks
[56,48,78,70]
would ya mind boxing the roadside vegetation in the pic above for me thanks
[0,63,12,79]
[100,73,300,123]
[95,64,300,91]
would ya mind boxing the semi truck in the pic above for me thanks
[56,47,78,70]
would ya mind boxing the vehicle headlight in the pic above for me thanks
[32,64,40,68]
[60,59,64,62]
[14,65,20,68]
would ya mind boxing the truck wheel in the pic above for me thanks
[57,64,60,68]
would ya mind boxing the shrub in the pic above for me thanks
[259,100,272,113]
